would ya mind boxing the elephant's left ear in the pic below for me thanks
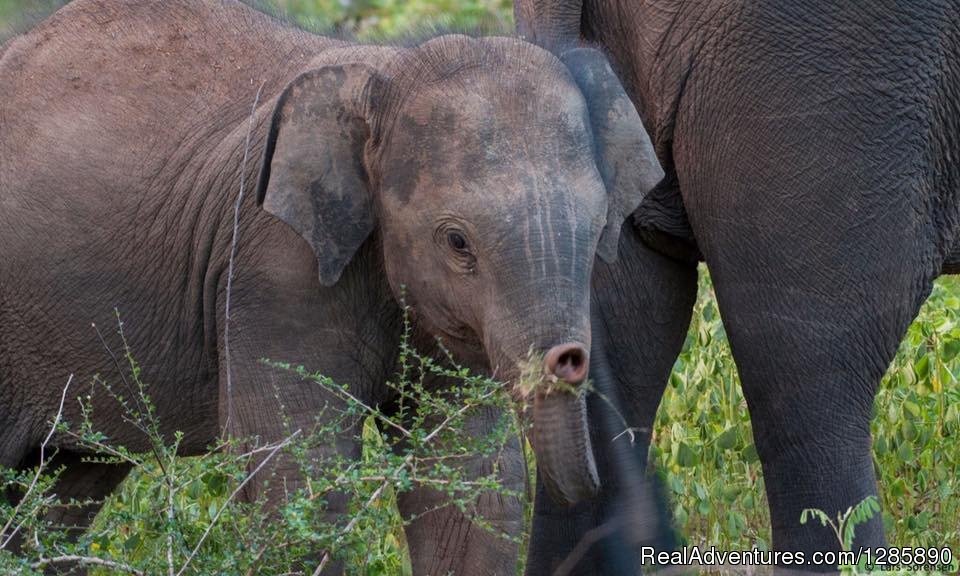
[561,48,664,263]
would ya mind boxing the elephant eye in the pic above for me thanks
[436,225,476,274]
[447,230,469,252]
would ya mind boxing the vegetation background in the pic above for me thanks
[1,0,958,572]
[0,0,514,38]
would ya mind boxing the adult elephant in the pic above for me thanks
[517,1,960,574]
[0,0,666,573]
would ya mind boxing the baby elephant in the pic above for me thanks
[0,0,661,573]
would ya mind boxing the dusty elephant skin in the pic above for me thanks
[0,0,664,573]
[517,1,960,574]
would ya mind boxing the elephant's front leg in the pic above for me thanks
[217,232,401,574]
[398,404,526,576]
[526,224,698,576]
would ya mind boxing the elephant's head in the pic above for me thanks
[256,36,662,506]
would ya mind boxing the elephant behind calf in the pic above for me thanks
[517,0,960,574]
[0,0,665,573]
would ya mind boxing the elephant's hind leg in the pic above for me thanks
[43,451,131,536]
[686,164,934,565]
[5,450,131,567]
[682,140,938,568]
[674,13,947,559]
[709,267,918,560]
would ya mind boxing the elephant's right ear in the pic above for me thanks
[256,64,385,287]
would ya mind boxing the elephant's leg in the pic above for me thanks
[667,5,954,562]
[221,310,371,576]
[678,120,941,570]
[5,450,130,566]
[44,452,131,538]
[216,234,400,575]
[222,327,370,576]
[525,224,698,576]
[398,405,525,576]
[709,267,929,562]
[678,116,940,567]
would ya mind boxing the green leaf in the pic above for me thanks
[742,443,759,463]
[715,426,738,451]
[903,400,921,419]
[943,338,960,361]
[914,355,930,381]
[874,435,887,455]
[697,499,711,515]
[123,533,141,552]
[888,477,909,498]
[722,485,740,503]
[897,440,914,461]
[694,482,708,501]
[676,442,700,468]
[899,365,917,389]
[674,503,689,528]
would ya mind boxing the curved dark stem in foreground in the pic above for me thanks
[564,328,676,575]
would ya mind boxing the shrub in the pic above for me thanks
[0,310,525,575]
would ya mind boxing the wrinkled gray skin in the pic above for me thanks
[517,1,960,574]
[0,1,664,573]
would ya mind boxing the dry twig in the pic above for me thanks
[31,554,147,575]
[222,80,266,437]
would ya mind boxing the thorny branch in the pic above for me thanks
[311,386,501,575]
[93,318,170,479]
[174,429,302,576]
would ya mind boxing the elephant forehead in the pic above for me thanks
[379,152,607,240]
[382,92,596,204]
[406,78,591,140]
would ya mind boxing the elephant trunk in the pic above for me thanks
[512,341,600,506]
[482,246,602,505]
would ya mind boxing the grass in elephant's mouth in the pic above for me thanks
[514,350,543,400]
[514,350,584,400]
